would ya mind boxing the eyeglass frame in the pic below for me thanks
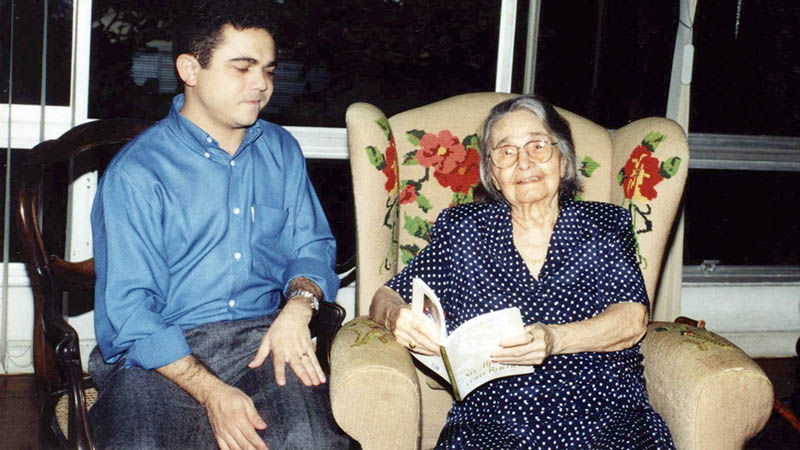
[490,135,559,169]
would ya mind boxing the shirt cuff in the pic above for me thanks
[124,325,192,370]
[284,257,340,304]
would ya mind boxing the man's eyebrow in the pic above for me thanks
[228,57,278,68]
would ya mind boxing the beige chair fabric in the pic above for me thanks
[331,93,773,449]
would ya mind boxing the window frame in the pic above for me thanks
[1,0,798,277]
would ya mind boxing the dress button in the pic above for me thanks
[234,252,242,260]
[204,152,210,158]
[230,160,236,166]
[233,207,240,215]
[229,299,236,307]
[206,137,213,143]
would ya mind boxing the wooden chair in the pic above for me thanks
[329,93,774,449]
[15,119,347,450]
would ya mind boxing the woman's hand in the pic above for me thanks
[387,304,441,356]
[491,322,558,366]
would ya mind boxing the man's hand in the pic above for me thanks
[204,384,268,450]
[248,298,325,386]
[156,355,268,450]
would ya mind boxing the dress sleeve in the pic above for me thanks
[92,170,191,369]
[385,208,454,304]
[596,207,650,314]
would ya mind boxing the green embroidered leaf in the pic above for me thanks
[642,132,666,152]
[365,146,386,170]
[402,150,419,165]
[416,193,433,213]
[376,118,392,141]
[452,191,472,205]
[580,156,600,178]
[462,133,480,150]
[406,129,426,147]
[616,167,625,185]
[403,213,432,242]
[400,244,421,265]
[573,192,584,202]
[659,156,682,179]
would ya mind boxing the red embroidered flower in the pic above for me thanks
[415,130,466,174]
[434,147,480,193]
[382,139,398,193]
[398,184,417,204]
[622,145,664,201]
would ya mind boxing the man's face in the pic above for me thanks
[186,25,276,136]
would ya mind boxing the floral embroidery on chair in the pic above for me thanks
[653,324,734,351]
[574,156,601,201]
[365,121,482,267]
[617,132,682,268]
[341,318,394,347]
[365,118,401,273]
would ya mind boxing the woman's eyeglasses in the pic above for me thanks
[491,137,558,168]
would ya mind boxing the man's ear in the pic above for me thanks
[176,54,200,87]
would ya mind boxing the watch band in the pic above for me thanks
[287,289,320,312]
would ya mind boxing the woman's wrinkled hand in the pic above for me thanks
[491,322,557,366]
[386,304,441,356]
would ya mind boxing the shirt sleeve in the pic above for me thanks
[386,208,454,304]
[278,133,340,304]
[596,207,650,314]
[92,169,191,369]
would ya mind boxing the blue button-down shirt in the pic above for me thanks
[91,95,338,369]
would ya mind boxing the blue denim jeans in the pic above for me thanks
[89,314,353,450]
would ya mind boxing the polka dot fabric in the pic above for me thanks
[386,200,674,449]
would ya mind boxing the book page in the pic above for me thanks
[443,307,534,399]
[408,278,450,380]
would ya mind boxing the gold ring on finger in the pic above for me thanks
[408,342,416,349]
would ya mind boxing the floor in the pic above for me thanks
[1,359,799,449]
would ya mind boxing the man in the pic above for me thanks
[88,3,351,449]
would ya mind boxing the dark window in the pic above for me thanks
[691,0,800,136]
[0,0,73,106]
[684,169,800,266]
[532,1,677,128]
[88,0,502,126]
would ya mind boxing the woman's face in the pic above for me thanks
[489,109,563,209]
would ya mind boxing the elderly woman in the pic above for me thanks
[369,95,674,449]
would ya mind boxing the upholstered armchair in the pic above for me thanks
[330,93,774,450]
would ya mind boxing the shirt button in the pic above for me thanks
[206,136,213,143]
[229,299,236,307]
[204,152,210,158]
[234,252,242,260]
[233,207,240,215]
[230,160,236,166]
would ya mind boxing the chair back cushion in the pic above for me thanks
[348,93,630,315]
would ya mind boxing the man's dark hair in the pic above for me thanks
[172,1,276,69]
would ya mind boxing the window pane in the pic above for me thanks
[0,0,73,106]
[683,169,800,266]
[691,0,800,136]
[89,0,501,125]
[533,1,676,128]
[305,159,355,269]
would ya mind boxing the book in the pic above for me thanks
[410,277,534,401]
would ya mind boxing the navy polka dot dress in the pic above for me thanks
[386,200,675,449]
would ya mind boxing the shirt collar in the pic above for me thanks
[166,94,264,161]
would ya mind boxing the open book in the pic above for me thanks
[410,277,534,401]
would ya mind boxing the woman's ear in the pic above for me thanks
[176,54,200,87]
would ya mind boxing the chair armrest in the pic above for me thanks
[330,316,421,450]
[641,322,774,450]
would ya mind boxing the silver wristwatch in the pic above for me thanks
[287,289,320,312]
